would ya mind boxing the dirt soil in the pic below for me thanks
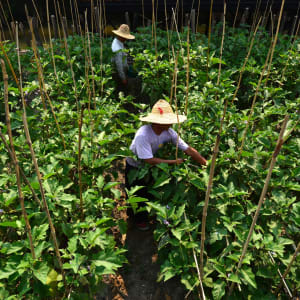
[97,159,191,300]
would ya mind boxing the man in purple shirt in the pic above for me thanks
[126,99,207,230]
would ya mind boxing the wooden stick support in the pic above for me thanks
[290,15,298,35]
[32,17,42,46]
[190,9,195,34]
[279,12,287,33]
[62,17,68,38]
[51,15,58,38]
[147,19,151,27]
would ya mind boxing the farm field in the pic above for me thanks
[0,12,299,300]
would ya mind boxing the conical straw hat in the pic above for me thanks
[112,24,135,40]
[139,100,187,124]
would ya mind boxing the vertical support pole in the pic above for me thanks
[289,15,298,35]
[191,8,196,34]
[32,16,42,46]
[51,15,58,38]
[185,13,189,27]
[279,12,287,33]
[62,16,68,38]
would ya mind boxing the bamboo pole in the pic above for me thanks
[264,0,286,86]
[29,20,66,150]
[237,40,273,159]
[184,23,190,116]
[53,0,62,40]
[216,1,226,87]
[228,115,289,296]
[268,251,293,298]
[57,1,79,114]
[31,0,46,45]
[46,0,58,81]
[0,130,42,208]
[206,0,214,81]
[16,25,66,289]
[196,0,201,34]
[0,0,13,40]
[1,59,36,259]
[142,0,145,27]
[164,0,171,61]
[275,242,300,295]
[69,0,75,35]
[233,0,241,28]
[78,106,84,220]
[230,18,262,106]
[184,212,206,300]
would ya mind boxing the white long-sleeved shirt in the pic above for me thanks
[111,38,128,80]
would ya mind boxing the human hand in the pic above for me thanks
[175,158,184,165]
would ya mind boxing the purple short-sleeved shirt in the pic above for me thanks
[129,125,189,161]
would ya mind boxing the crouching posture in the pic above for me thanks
[125,99,207,230]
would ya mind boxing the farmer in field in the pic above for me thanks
[126,99,207,230]
[111,24,135,95]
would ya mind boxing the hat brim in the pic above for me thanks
[112,30,135,40]
[139,113,187,124]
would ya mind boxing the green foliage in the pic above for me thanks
[0,24,299,299]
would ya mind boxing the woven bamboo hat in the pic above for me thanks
[139,100,187,124]
[112,24,135,40]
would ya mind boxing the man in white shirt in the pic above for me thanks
[111,24,135,94]
[126,99,207,230]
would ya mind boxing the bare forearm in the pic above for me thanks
[144,157,183,165]
[184,147,207,165]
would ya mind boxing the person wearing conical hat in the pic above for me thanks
[111,24,135,92]
[125,100,207,230]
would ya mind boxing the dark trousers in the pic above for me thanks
[125,162,149,223]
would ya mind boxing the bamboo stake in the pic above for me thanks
[184,212,206,299]
[0,39,20,88]
[228,115,289,296]
[78,106,84,220]
[69,0,75,34]
[164,0,171,61]
[0,130,42,208]
[206,0,214,81]
[275,242,300,295]
[230,18,262,106]
[142,0,145,27]
[233,0,240,28]
[185,23,190,116]
[16,25,66,289]
[57,1,79,114]
[31,0,46,45]
[268,251,293,298]
[264,0,286,86]
[53,0,62,40]
[5,0,14,26]
[46,0,58,81]
[216,1,226,87]
[1,59,36,259]
[196,0,201,34]
[237,42,273,159]
[29,20,66,150]
[0,0,13,40]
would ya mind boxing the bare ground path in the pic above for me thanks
[96,159,190,300]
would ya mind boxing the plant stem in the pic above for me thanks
[16,25,67,289]
[228,115,289,296]
[1,59,36,259]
